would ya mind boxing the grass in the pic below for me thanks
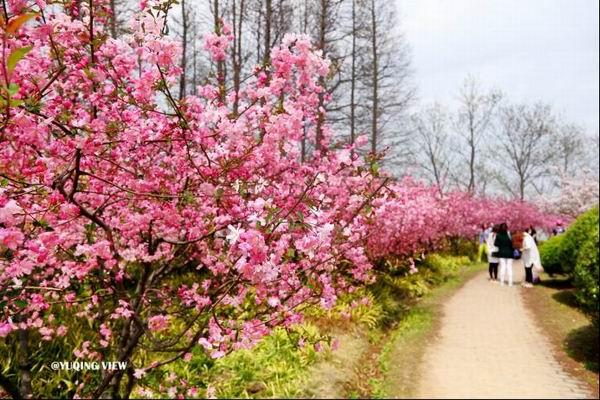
[521,271,599,398]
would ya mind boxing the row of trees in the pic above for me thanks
[411,76,599,201]
[105,0,599,204]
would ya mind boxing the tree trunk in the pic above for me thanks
[109,0,117,38]
[468,113,475,192]
[350,0,357,149]
[370,0,378,154]
[179,0,188,100]
[18,328,32,398]
[314,0,328,152]
[213,0,226,103]
[232,0,244,115]
[263,0,272,66]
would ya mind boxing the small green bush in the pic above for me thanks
[560,207,599,274]
[573,222,599,328]
[445,237,478,261]
[539,234,567,275]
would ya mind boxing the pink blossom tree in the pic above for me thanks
[0,2,386,397]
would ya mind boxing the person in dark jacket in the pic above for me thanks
[494,223,514,286]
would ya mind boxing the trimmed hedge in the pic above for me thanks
[539,206,599,326]
[573,215,599,327]
[539,233,566,275]
[559,207,599,274]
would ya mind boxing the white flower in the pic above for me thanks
[0,200,22,224]
[248,213,266,227]
[225,225,244,244]
[267,297,280,307]
[133,368,146,379]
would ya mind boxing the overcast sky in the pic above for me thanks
[395,0,599,133]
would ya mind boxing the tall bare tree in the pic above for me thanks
[453,75,501,193]
[553,123,586,174]
[495,102,557,200]
[361,0,414,162]
[412,103,454,193]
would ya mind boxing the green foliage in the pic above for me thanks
[560,207,599,274]
[539,234,567,275]
[572,221,599,327]
[539,207,599,326]
[0,305,102,399]
[445,238,479,261]
[148,325,326,399]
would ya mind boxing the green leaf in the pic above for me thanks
[286,248,295,259]
[7,46,33,74]
[15,299,27,308]
[7,83,19,96]
[370,161,379,174]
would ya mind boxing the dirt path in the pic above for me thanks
[416,261,591,399]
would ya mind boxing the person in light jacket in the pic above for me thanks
[521,231,543,288]
[494,223,514,286]
[486,225,500,281]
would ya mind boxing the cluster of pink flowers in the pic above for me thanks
[0,2,561,396]
[366,178,558,259]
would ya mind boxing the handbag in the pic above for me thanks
[513,249,521,259]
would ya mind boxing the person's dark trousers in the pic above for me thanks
[525,265,533,284]
[489,262,499,280]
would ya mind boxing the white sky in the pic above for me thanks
[395,0,600,133]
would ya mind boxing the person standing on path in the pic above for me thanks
[477,224,491,262]
[526,225,538,244]
[494,223,514,286]
[552,220,565,236]
[521,230,542,288]
[486,225,499,281]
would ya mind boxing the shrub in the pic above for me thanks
[539,234,567,275]
[573,223,599,328]
[559,207,599,274]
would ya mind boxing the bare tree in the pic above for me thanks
[495,102,557,200]
[453,75,502,193]
[553,122,586,174]
[412,103,454,193]
[361,0,414,163]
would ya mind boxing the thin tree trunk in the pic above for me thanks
[370,0,378,154]
[350,0,357,149]
[18,328,32,398]
[263,0,272,66]
[300,0,309,161]
[232,0,244,115]
[468,113,475,192]
[179,0,188,100]
[109,0,117,38]
[315,0,327,151]
[213,0,226,103]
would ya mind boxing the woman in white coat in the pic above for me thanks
[486,225,500,281]
[521,231,543,288]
